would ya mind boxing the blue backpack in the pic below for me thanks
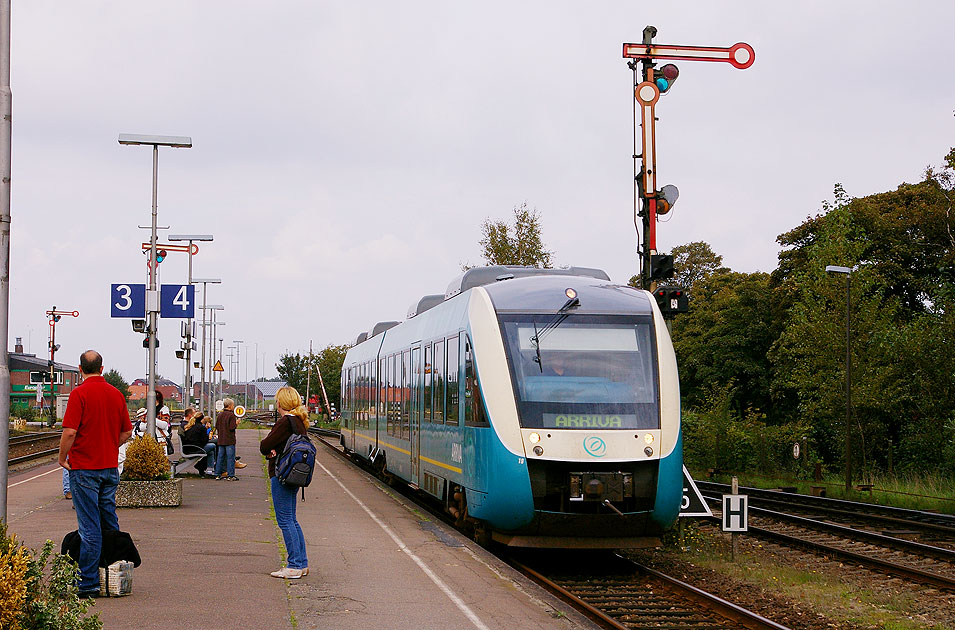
[274,418,316,493]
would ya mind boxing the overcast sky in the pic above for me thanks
[7,1,954,385]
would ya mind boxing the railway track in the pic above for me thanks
[511,551,790,630]
[308,429,792,629]
[8,431,62,466]
[698,483,955,591]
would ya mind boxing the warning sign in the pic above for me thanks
[212,360,224,372]
[679,465,713,518]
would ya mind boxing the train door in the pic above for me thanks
[410,344,422,487]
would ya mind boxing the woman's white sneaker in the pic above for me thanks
[270,567,305,579]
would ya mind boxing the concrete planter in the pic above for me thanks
[116,478,182,507]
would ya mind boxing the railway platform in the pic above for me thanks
[6,429,598,630]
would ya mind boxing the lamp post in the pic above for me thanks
[826,264,853,493]
[119,133,192,438]
[195,288,221,415]
[169,234,213,411]
[232,340,244,407]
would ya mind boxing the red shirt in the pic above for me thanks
[62,374,133,469]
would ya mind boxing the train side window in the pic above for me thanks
[446,335,459,426]
[401,350,410,440]
[424,344,432,424]
[387,354,396,436]
[379,358,386,426]
[433,339,445,425]
[464,334,489,427]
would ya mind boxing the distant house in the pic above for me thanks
[130,377,183,405]
[8,338,80,417]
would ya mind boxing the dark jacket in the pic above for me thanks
[215,410,237,446]
[61,530,142,568]
[182,422,209,448]
[259,414,306,478]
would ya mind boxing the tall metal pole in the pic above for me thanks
[146,144,159,438]
[306,340,312,407]
[200,288,208,414]
[183,240,194,408]
[844,274,852,494]
[0,0,13,521]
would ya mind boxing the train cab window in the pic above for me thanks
[499,314,660,430]
[433,339,445,425]
[464,334,490,427]
[446,335,460,426]
[400,350,410,440]
[423,344,432,423]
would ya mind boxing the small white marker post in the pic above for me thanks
[731,476,739,560]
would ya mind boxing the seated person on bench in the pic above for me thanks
[182,410,217,476]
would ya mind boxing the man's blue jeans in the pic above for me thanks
[69,468,120,592]
[215,444,235,477]
[271,477,308,569]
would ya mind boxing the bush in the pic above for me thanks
[10,406,37,422]
[121,436,170,481]
[0,522,100,630]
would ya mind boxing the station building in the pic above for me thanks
[7,337,80,417]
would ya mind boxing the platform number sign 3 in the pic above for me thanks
[110,284,146,318]
[160,284,195,318]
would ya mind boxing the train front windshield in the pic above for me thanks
[499,314,660,430]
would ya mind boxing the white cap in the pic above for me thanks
[160,406,170,415]
[135,408,147,417]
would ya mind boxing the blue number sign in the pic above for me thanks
[160,284,195,318]
[110,284,146,318]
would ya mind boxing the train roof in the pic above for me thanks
[483,274,654,315]
[445,265,610,299]
[406,294,445,319]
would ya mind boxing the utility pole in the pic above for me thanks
[1,0,13,520]
[306,340,312,409]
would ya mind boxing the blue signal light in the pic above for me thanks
[656,64,680,95]
[655,77,670,92]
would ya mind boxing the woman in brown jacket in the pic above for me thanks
[260,386,310,578]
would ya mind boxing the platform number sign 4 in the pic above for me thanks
[160,284,195,318]
[110,284,146,318]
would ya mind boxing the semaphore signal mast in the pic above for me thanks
[624,26,754,313]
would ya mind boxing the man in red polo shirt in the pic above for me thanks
[58,350,133,597]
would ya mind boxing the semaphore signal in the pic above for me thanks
[624,26,754,293]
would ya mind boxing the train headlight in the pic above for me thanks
[644,433,654,445]
[565,288,577,300]
[533,445,544,456]
[644,446,653,457]
[528,432,541,444]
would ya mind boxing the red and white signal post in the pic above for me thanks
[624,26,754,291]
[45,307,79,424]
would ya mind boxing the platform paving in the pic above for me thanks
[6,429,598,630]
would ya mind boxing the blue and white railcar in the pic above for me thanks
[341,266,682,547]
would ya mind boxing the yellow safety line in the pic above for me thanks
[353,431,461,472]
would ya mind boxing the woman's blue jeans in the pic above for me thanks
[215,444,235,476]
[69,468,120,592]
[271,476,307,569]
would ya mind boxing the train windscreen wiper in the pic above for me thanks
[530,292,580,373]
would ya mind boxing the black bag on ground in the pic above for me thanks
[61,530,142,568]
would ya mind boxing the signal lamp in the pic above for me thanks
[654,64,679,93]
[564,288,577,300]
[644,433,654,445]
[529,432,541,444]
[156,249,167,263]
[656,184,680,215]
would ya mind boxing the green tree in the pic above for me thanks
[671,241,729,297]
[479,202,554,268]
[276,344,350,412]
[103,369,131,402]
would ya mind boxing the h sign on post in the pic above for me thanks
[160,284,195,318]
[721,494,748,532]
[111,284,146,318]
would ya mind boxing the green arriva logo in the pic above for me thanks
[553,415,622,428]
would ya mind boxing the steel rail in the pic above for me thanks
[511,554,792,630]
[705,516,955,591]
[9,447,59,466]
[697,481,955,529]
[8,431,62,446]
